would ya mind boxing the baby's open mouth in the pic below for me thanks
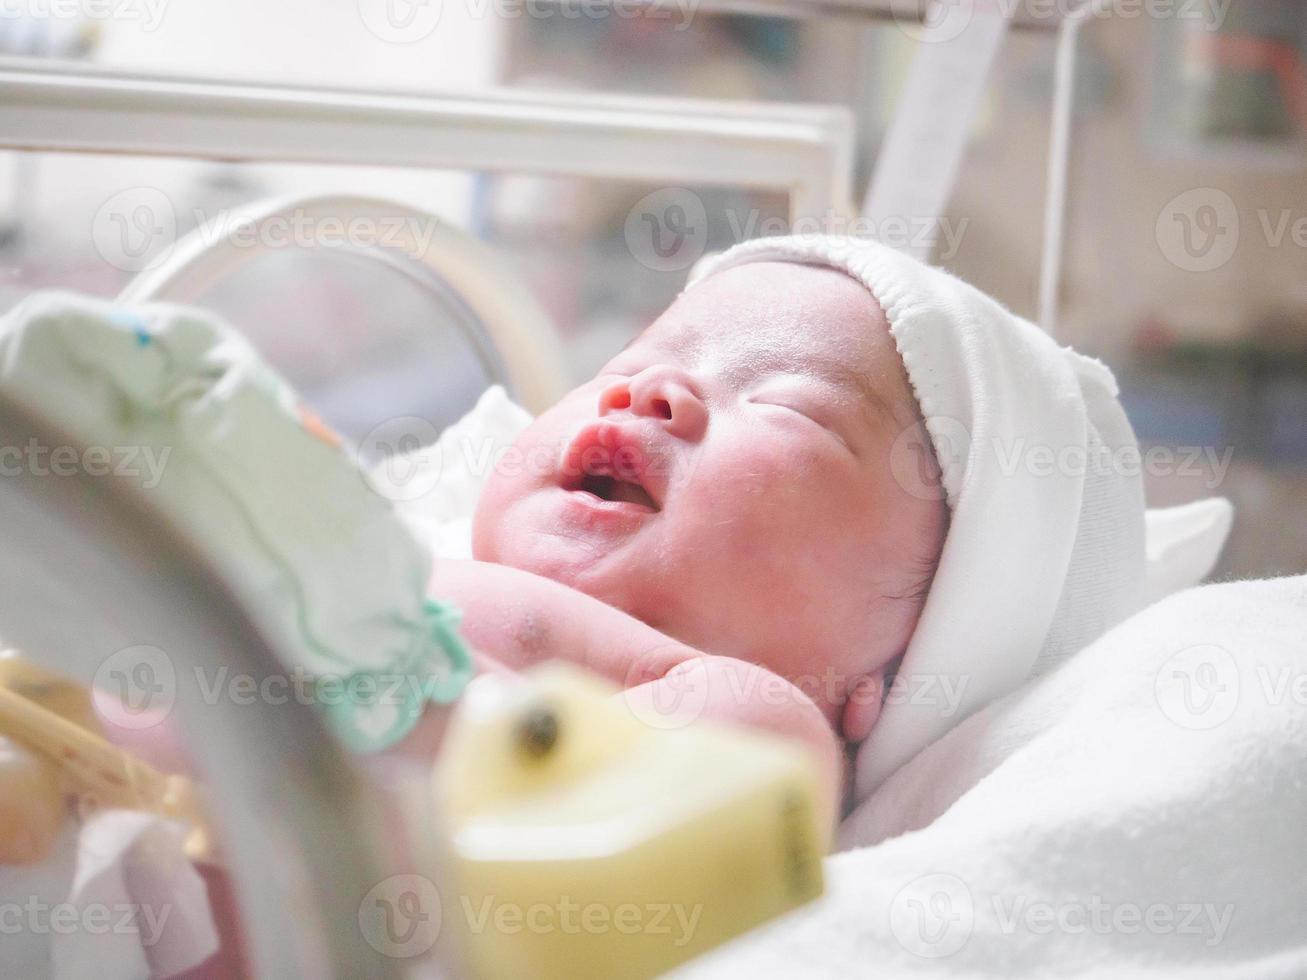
[577,473,658,511]
[560,422,664,514]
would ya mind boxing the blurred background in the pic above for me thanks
[1,0,1304,579]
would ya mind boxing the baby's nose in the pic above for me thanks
[598,368,707,442]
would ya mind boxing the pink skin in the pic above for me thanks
[473,261,946,745]
[90,262,943,871]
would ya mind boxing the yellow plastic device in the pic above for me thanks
[437,664,827,980]
[0,652,825,978]
[0,651,216,865]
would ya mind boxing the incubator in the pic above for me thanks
[2,2,1300,976]
[0,42,858,973]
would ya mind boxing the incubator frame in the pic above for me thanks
[0,15,1100,973]
[0,57,854,224]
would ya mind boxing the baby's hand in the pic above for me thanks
[622,656,842,830]
[427,560,842,824]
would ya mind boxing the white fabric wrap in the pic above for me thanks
[688,235,1146,805]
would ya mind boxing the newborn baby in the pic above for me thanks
[423,259,947,813]
[413,234,1146,821]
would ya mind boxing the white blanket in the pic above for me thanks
[671,575,1307,978]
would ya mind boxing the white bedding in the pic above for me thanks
[386,387,1288,977]
[669,575,1307,978]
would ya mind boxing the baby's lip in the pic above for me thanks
[559,421,666,512]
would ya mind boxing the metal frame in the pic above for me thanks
[0,57,853,222]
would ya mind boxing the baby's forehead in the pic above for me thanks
[634,261,897,388]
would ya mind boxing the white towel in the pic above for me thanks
[689,235,1149,805]
[671,575,1307,978]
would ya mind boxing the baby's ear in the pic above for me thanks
[840,672,884,743]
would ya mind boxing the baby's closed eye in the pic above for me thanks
[747,391,854,453]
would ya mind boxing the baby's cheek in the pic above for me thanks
[472,422,566,558]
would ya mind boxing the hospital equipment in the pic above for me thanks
[0,653,216,865]
[0,3,1151,974]
[0,267,829,976]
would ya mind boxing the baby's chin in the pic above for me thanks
[476,506,616,590]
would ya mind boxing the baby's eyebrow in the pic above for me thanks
[821,362,899,428]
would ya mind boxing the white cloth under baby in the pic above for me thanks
[376,386,536,562]
[669,574,1307,977]
[688,235,1159,806]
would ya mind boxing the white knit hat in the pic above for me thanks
[689,235,1147,806]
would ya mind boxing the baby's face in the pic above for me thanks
[473,262,945,729]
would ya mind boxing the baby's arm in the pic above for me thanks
[428,559,841,814]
